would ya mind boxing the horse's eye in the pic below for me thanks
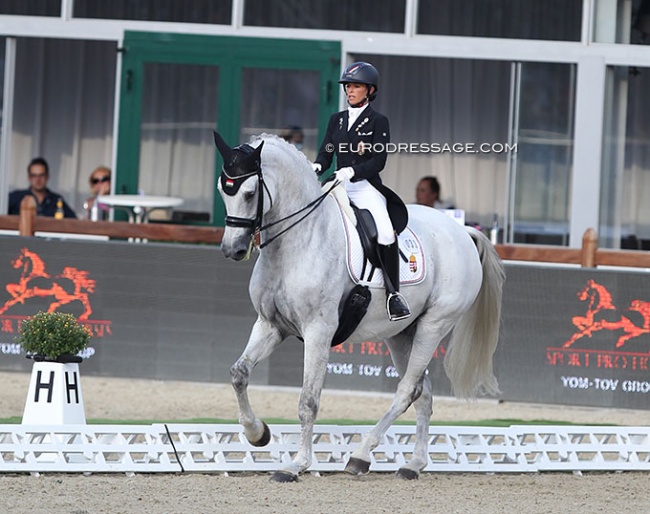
[244,190,255,201]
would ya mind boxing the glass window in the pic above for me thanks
[631,0,650,44]
[0,38,4,129]
[73,0,231,24]
[600,66,650,249]
[511,63,576,245]
[239,68,320,161]
[0,0,60,16]
[418,0,582,41]
[139,62,219,220]
[11,38,116,216]
[245,0,406,33]
[349,54,511,230]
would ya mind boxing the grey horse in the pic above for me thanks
[215,132,505,482]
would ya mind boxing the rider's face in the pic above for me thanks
[345,82,370,106]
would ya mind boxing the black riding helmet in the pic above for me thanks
[339,61,379,102]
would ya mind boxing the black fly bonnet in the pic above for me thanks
[214,131,268,235]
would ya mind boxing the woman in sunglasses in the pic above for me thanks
[83,166,111,220]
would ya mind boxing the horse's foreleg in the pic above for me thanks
[78,298,92,320]
[231,318,282,447]
[272,325,332,483]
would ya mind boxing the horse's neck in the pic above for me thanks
[31,261,46,277]
[262,175,338,258]
[594,286,613,308]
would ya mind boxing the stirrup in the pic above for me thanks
[386,292,411,321]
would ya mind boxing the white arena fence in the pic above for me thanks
[1,424,649,474]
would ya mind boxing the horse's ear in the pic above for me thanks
[252,140,264,160]
[213,131,233,161]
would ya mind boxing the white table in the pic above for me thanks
[97,195,184,224]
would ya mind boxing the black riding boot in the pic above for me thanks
[377,242,411,321]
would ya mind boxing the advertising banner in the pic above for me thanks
[495,266,650,409]
[1,236,648,409]
[0,237,261,384]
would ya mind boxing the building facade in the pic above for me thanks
[0,0,648,248]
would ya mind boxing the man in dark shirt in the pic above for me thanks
[8,157,76,218]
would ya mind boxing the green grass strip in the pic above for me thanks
[0,417,608,427]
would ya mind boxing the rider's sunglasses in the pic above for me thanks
[29,173,47,179]
[91,176,110,185]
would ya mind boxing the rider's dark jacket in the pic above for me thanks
[315,106,407,234]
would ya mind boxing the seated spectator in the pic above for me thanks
[83,166,111,220]
[8,157,76,218]
[415,176,455,209]
[282,125,305,151]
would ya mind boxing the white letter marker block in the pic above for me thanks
[22,362,86,425]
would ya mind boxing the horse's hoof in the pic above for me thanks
[344,457,370,476]
[270,471,299,483]
[248,421,271,447]
[396,467,419,480]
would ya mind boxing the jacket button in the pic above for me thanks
[351,160,356,164]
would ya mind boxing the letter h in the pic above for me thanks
[34,370,55,403]
[65,371,80,404]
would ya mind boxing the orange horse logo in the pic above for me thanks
[563,279,650,349]
[0,248,95,320]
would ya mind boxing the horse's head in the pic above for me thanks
[214,131,267,261]
[11,248,29,269]
[577,279,597,301]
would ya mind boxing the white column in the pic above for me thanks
[0,38,16,215]
[569,56,606,248]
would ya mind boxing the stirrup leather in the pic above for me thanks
[386,292,411,321]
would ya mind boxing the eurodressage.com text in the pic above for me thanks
[325,142,518,154]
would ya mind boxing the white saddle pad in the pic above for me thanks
[336,201,426,289]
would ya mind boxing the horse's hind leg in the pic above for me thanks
[388,334,433,480]
[348,332,432,479]
[345,320,451,477]
[231,318,283,447]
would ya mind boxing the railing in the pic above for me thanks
[1,210,650,269]
[0,214,222,245]
[494,228,650,268]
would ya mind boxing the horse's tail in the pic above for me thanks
[444,227,505,399]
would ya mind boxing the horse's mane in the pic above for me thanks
[248,133,319,188]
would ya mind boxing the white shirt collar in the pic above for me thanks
[347,103,369,130]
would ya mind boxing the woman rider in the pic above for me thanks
[312,61,410,322]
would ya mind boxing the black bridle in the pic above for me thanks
[220,143,336,252]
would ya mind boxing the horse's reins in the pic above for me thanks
[223,163,339,256]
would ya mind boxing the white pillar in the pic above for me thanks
[569,56,606,248]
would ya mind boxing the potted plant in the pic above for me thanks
[18,311,91,425]
[17,311,91,363]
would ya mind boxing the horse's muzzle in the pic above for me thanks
[223,247,248,261]
[221,239,250,261]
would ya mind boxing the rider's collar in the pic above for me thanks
[347,103,369,128]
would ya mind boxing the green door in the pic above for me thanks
[116,32,340,226]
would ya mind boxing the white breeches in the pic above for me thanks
[346,180,396,245]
